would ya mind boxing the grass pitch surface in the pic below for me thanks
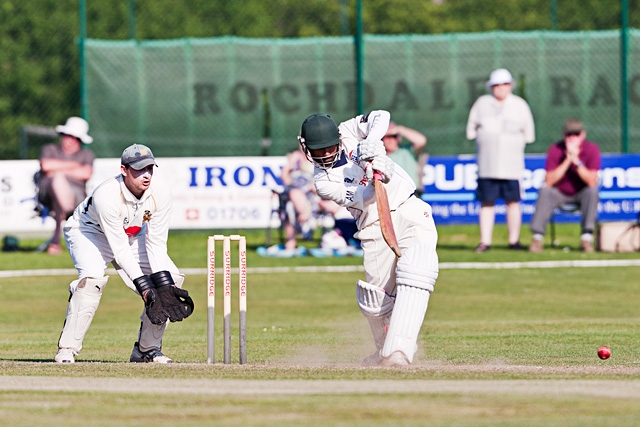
[2,224,640,426]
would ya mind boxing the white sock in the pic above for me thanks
[532,234,544,241]
[581,233,594,242]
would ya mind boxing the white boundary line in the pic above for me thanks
[2,259,640,278]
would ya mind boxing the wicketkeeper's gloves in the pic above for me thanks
[150,271,195,322]
[133,275,168,325]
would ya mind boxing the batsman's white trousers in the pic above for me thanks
[356,196,438,296]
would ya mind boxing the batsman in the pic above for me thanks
[54,144,194,364]
[298,111,439,367]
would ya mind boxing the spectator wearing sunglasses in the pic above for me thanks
[529,118,601,253]
[382,121,427,194]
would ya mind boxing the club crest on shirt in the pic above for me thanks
[349,151,358,163]
[143,210,152,222]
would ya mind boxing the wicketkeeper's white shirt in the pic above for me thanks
[65,174,176,282]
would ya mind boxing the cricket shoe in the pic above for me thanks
[130,342,173,363]
[378,351,410,368]
[54,348,76,363]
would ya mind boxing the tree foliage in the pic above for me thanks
[0,0,635,158]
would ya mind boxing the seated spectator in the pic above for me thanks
[38,117,94,255]
[258,146,321,257]
[310,201,363,257]
[529,118,600,253]
[280,146,317,250]
[382,121,427,193]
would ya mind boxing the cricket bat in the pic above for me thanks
[373,171,402,258]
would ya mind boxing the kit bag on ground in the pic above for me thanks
[597,221,640,253]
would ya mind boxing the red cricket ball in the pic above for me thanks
[597,346,611,360]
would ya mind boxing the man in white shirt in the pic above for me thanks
[54,144,194,364]
[298,111,439,367]
[466,68,536,252]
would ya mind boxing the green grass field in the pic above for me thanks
[2,224,640,426]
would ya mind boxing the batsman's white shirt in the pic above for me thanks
[64,174,178,286]
[313,110,417,230]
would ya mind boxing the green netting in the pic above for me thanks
[85,30,640,158]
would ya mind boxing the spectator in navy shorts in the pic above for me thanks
[466,68,536,252]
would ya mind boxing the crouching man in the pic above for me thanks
[54,144,194,363]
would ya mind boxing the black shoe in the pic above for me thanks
[130,342,172,363]
[475,243,491,253]
[508,242,526,250]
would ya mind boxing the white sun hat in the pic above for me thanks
[55,116,93,144]
[486,68,516,89]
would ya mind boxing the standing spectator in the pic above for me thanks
[54,144,194,363]
[298,111,439,367]
[529,119,600,253]
[466,68,535,252]
[382,121,427,193]
[38,117,94,255]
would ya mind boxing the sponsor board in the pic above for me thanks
[421,154,640,224]
[0,157,286,233]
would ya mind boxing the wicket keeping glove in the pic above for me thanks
[133,275,168,325]
[151,271,195,322]
[357,139,385,161]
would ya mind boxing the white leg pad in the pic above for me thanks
[356,280,394,317]
[356,280,394,350]
[381,284,430,363]
[137,310,168,352]
[58,277,108,353]
[396,244,438,292]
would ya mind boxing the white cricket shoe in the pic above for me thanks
[54,348,76,363]
[379,351,410,367]
[130,342,173,363]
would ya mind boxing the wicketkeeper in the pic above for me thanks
[54,144,194,364]
[298,111,439,367]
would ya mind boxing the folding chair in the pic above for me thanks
[265,187,289,246]
[265,186,334,247]
[549,203,581,247]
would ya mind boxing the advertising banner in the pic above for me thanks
[421,154,640,225]
[0,156,286,234]
[3,154,639,233]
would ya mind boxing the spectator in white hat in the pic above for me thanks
[466,68,536,253]
[37,116,95,255]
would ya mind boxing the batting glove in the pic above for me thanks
[357,139,385,161]
[372,155,395,183]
